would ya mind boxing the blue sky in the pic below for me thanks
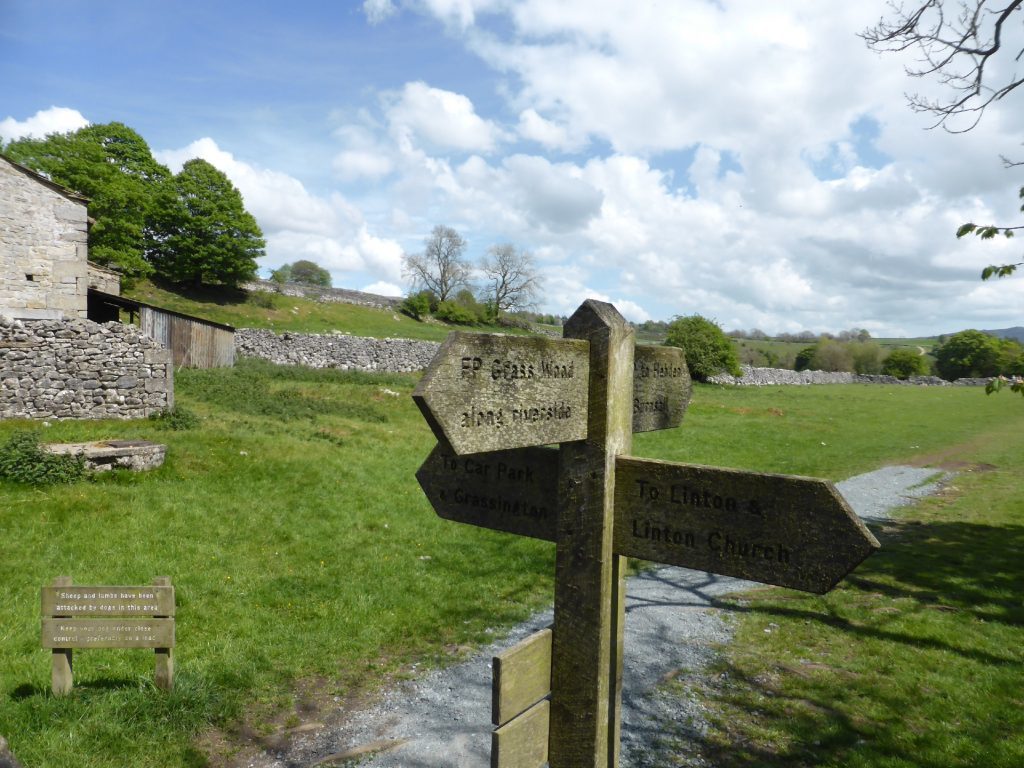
[2,0,1022,336]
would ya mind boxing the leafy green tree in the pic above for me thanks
[933,330,1002,380]
[811,339,855,372]
[269,264,293,285]
[794,345,817,371]
[850,341,884,374]
[145,159,264,288]
[399,290,434,320]
[664,315,742,381]
[957,186,1024,281]
[882,349,930,379]
[997,337,1024,375]
[285,259,332,287]
[4,122,170,280]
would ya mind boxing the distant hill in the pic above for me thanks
[936,327,1024,344]
[984,327,1024,344]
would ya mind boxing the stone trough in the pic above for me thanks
[43,439,166,472]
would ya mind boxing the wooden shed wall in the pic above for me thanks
[140,307,234,368]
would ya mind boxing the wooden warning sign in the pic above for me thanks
[42,576,175,695]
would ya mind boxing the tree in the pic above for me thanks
[145,159,264,288]
[479,244,541,314]
[863,2,1024,281]
[956,185,1023,279]
[862,1,1024,132]
[272,259,331,287]
[811,339,856,372]
[933,329,1003,379]
[402,225,471,302]
[882,348,931,378]
[664,315,742,381]
[4,122,171,280]
[851,341,885,374]
[269,263,293,285]
[794,345,818,371]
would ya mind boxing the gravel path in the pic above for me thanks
[247,466,947,768]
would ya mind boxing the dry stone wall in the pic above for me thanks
[0,317,173,420]
[241,279,402,310]
[235,328,438,372]
[708,365,986,387]
[235,334,993,389]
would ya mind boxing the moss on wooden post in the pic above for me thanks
[550,300,634,767]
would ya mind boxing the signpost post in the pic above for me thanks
[413,299,879,768]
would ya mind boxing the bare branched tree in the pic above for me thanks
[862,0,1024,132]
[402,225,472,301]
[479,244,542,314]
[864,2,1024,286]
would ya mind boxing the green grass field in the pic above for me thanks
[678,413,1024,768]
[1,368,1022,766]
[124,280,530,341]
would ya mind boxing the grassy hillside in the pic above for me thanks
[1,369,1023,766]
[123,280,529,341]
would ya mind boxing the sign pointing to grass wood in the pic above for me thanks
[413,333,591,455]
[412,334,693,455]
[413,299,879,768]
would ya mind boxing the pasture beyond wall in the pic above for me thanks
[1,316,173,420]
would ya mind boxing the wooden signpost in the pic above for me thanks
[413,299,879,768]
[41,576,176,695]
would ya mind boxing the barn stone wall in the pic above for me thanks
[0,158,89,320]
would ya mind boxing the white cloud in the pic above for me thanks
[387,82,506,153]
[155,137,405,287]
[419,0,504,28]
[333,150,394,181]
[362,0,397,24]
[156,137,339,234]
[0,106,89,143]
[516,109,579,152]
[13,1,1018,337]
[362,280,404,296]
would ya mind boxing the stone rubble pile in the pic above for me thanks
[235,328,439,372]
[0,316,173,420]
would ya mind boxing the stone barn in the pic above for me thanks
[0,154,91,320]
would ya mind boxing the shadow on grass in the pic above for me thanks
[148,276,250,306]
[677,516,1024,767]
[10,677,144,700]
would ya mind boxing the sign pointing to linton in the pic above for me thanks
[614,457,880,594]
